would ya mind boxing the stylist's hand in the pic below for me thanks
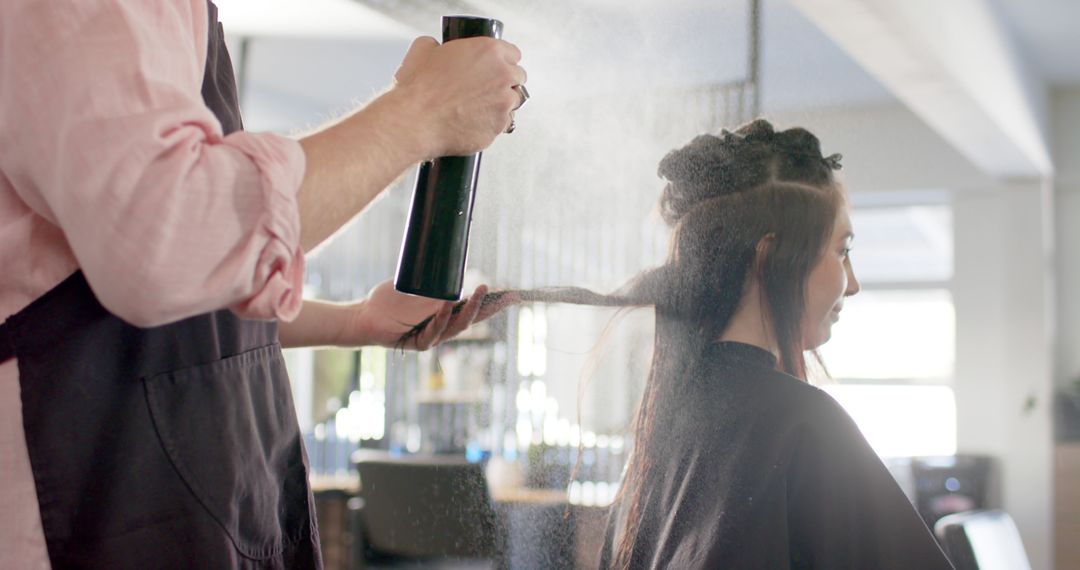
[352,280,489,350]
[392,36,526,157]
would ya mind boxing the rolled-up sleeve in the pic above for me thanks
[0,0,305,327]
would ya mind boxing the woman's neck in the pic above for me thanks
[718,286,780,358]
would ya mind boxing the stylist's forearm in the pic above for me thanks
[278,299,355,348]
[296,89,429,252]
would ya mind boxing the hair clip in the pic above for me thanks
[822,153,843,170]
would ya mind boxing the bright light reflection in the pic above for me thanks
[821,384,957,458]
[821,289,955,380]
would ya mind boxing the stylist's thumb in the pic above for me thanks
[395,36,438,84]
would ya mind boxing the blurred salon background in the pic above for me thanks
[213,0,1080,568]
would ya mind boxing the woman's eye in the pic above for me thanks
[840,247,852,258]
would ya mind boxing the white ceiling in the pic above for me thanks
[215,0,1078,87]
[219,0,1077,137]
[221,0,899,116]
[990,0,1080,84]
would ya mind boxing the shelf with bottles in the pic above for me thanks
[298,345,392,480]
[485,427,628,508]
[295,294,639,509]
[409,341,502,455]
[415,341,499,403]
[479,372,630,508]
[299,349,634,510]
[402,276,510,453]
[526,430,627,508]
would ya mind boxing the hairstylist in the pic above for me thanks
[0,1,527,568]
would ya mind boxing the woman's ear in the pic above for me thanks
[752,233,776,276]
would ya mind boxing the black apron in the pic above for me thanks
[0,3,322,568]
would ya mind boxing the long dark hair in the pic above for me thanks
[398,119,843,569]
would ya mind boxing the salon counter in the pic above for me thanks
[311,477,608,570]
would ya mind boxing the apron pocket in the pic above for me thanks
[143,343,310,560]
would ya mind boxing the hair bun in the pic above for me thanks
[657,134,727,225]
[733,119,776,144]
[657,126,773,225]
[656,119,838,226]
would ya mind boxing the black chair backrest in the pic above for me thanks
[912,454,993,529]
[356,451,500,560]
[934,510,1032,570]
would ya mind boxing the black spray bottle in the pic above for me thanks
[394,15,504,300]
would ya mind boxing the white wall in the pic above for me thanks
[1053,86,1080,390]
[229,36,411,133]
[954,181,1055,570]
[769,103,993,193]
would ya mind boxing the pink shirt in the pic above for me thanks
[0,2,307,567]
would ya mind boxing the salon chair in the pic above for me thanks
[353,451,504,569]
[933,510,1032,570]
[912,454,993,530]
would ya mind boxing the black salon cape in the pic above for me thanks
[598,342,955,569]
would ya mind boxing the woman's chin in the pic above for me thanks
[803,328,832,351]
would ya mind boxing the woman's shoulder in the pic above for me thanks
[716,359,848,427]
[762,371,864,439]
[695,341,864,448]
[702,342,838,406]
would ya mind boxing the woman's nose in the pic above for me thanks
[845,264,861,297]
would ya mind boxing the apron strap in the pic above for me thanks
[0,272,82,366]
[0,319,14,365]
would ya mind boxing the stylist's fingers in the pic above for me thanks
[511,64,527,89]
[501,40,522,64]
[394,36,438,84]
[439,285,488,342]
[414,301,454,350]
[401,36,528,155]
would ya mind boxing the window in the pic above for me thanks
[820,288,955,381]
[820,384,957,457]
[845,203,953,283]
[817,201,957,457]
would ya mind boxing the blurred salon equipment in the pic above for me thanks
[348,451,600,569]
[884,454,995,532]
[354,452,502,568]
[911,455,994,531]
[889,456,1033,569]
[1056,385,1080,440]
[934,510,1032,570]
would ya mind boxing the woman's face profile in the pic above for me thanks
[801,205,860,350]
